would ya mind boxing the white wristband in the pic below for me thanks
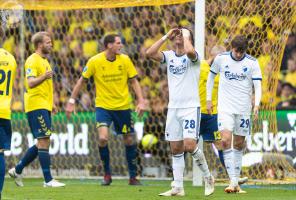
[68,98,75,104]
[161,35,168,41]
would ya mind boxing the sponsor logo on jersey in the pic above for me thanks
[225,71,246,81]
[169,64,187,75]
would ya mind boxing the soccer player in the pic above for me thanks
[9,32,65,188]
[65,34,145,186]
[206,35,262,193]
[146,27,214,197]
[199,45,248,185]
[0,48,17,199]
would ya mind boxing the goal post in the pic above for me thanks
[193,0,205,186]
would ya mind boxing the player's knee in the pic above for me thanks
[221,138,231,149]
[184,144,195,153]
[98,138,108,147]
[171,145,184,155]
[183,139,196,153]
[123,135,134,146]
[37,137,50,149]
[233,141,245,150]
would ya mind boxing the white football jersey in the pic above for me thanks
[210,52,262,115]
[162,50,200,108]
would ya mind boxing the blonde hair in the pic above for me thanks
[31,31,51,49]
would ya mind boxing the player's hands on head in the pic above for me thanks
[206,100,213,115]
[65,99,76,119]
[167,28,181,40]
[253,106,259,121]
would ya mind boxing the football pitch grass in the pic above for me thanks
[2,178,296,200]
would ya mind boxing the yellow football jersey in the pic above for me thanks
[0,48,17,119]
[82,52,137,110]
[199,60,219,114]
[24,53,53,112]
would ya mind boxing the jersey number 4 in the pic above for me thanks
[0,69,12,96]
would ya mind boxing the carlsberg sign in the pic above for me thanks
[247,111,296,164]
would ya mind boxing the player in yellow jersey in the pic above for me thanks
[200,46,248,189]
[66,34,145,185]
[0,47,16,199]
[9,32,65,188]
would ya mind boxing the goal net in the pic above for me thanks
[1,0,295,182]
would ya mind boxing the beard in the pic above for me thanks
[41,47,51,55]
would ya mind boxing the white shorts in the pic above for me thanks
[218,112,251,136]
[165,107,201,141]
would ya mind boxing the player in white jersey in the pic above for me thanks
[146,27,214,197]
[206,35,262,193]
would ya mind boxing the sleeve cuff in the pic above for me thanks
[160,52,166,64]
[210,70,217,75]
[129,75,138,79]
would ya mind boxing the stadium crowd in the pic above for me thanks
[1,2,294,115]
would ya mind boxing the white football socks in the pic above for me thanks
[223,149,237,186]
[191,147,211,178]
[172,153,185,188]
[233,148,243,186]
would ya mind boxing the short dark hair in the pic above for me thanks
[103,34,120,48]
[31,31,51,49]
[231,35,248,53]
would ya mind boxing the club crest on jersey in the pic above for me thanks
[225,71,246,81]
[169,64,187,75]
[26,68,32,75]
[243,67,248,72]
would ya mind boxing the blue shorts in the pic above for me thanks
[0,119,12,150]
[199,114,221,142]
[27,109,52,139]
[96,107,134,135]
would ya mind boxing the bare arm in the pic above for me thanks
[130,77,145,116]
[27,70,53,89]
[70,77,85,100]
[182,29,197,61]
[146,28,178,62]
[65,76,86,119]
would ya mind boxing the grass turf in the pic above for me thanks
[2,178,296,200]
